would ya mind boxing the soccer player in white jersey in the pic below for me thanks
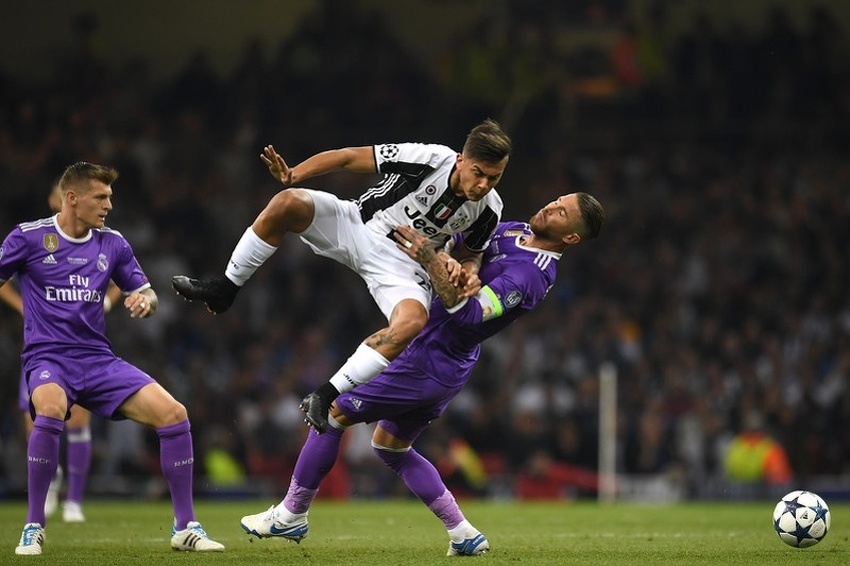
[172,119,512,432]
[1,162,224,555]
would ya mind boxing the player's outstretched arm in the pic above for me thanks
[261,145,376,187]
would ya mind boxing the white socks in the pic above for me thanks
[447,520,477,543]
[329,343,390,393]
[224,227,277,286]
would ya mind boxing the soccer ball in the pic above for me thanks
[772,490,831,548]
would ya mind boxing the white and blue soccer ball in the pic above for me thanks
[772,490,831,548]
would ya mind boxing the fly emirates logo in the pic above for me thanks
[45,274,103,303]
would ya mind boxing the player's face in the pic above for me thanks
[529,194,581,243]
[70,180,113,229]
[453,154,508,201]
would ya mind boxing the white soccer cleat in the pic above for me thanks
[240,505,309,542]
[447,532,490,556]
[15,523,45,555]
[44,466,63,517]
[170,521,225,552]
[62,501,85,523]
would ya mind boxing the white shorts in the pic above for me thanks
[298,189,432,319]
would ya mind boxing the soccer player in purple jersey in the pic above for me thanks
[0,162,224,555]
[172,119,511,433]
[1,182,122,524]
[240,192,605,556]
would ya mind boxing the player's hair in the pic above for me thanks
[59,162,119,193]
[463,118,512,163]
[576,192,605,240]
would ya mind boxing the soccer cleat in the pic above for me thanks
[15,523,45,555]
[171,275,239,314]
[44,465,62,517]
[62,501,85,523]
[447,533,490,556]
[299,392,331,433]
[170,521,225,552]
[240,506,309,542]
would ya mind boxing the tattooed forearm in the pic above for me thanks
[423,252,463,308]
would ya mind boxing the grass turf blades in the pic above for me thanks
[1,499,846,565]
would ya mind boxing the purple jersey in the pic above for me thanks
[391,220,558,387]
[335,220,559,439]
[0,214,150,366]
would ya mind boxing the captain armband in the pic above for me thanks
[475,285,504,321]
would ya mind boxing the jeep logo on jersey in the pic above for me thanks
[43,233,59,252]
[379,144,399,161]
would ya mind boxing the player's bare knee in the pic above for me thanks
[34,404,67,420]
[161,400,188,425]
[257,188,313,234]
[30,384,68,420]
[392,312,428,343]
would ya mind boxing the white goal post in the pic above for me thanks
[598,361,617,502]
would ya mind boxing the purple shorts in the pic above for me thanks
[334,362,465,443]
[22,350,156,420]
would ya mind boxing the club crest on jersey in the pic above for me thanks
[379,144,399,161]
[505,290,522,308]
[449,213,469,231]
[0,245,3,261]
[43,233,59,252]
[97,253,109,272]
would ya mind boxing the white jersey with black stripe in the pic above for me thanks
[356,142,503,253]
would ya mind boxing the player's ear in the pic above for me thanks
[564,232,581,245]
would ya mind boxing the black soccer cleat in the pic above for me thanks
[171,275,239,314]
[299,393,332,433]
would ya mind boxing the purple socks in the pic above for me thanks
[157,420,195,529]
[26,415,64,525]
[65,426,92,504]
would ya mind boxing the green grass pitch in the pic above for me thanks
[2,498,847,565]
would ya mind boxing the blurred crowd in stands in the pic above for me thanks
[2,1,849,500]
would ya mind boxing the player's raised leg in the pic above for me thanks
[172,189,313,313]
